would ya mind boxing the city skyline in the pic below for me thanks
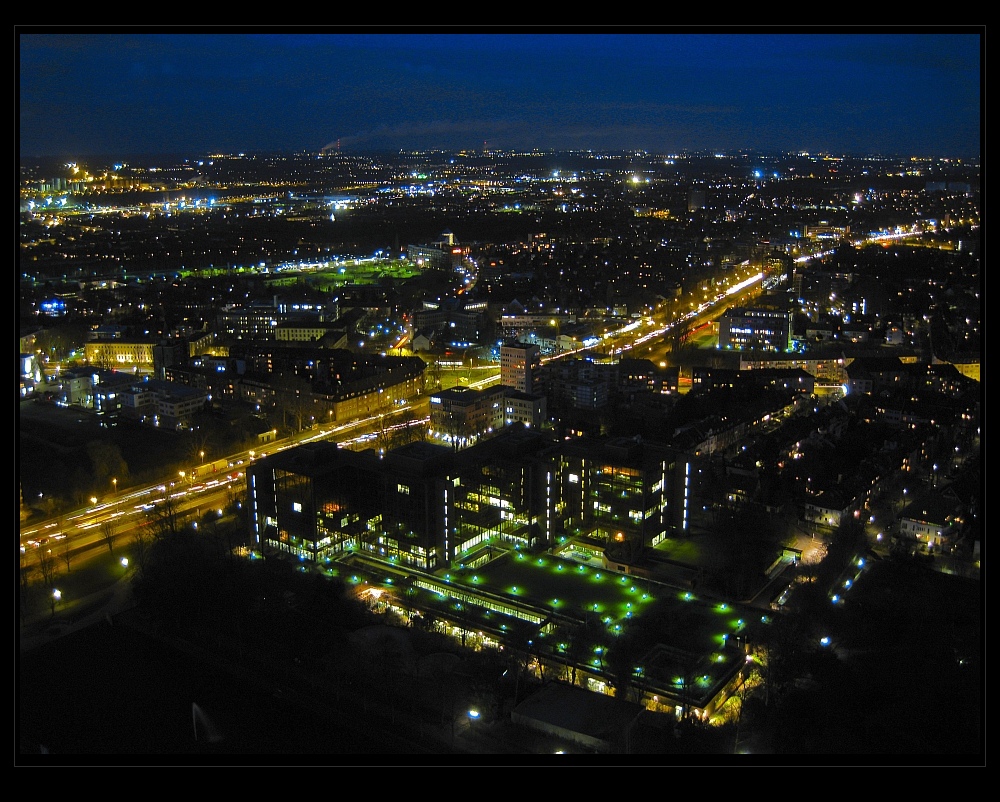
[18,28,982,161]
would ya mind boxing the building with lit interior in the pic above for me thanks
[717,307,792,352]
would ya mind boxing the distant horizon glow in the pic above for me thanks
[19,30,981,160]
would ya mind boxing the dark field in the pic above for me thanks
[19,619,449,762]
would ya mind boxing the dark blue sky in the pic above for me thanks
[18,29,982,160]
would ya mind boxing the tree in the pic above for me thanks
[373,388,395,454]
[100,519,117,554]
[20,550,36,623]
[130,525,153,578]
[59,537,73,572]
[558,623,591,687]
[272,369,314,433]
[85,440,129,494]
[146,497,181,540]
[748,607,812,709]
[425,358,443,391]
[606,628,646,704]
[35,546,58,610]
[464,646,506,721]
[504,620,539,707]
[187,432,211,466]
[390,408,427,448]
[354,627,410,724]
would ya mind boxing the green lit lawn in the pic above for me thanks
[437,548,755,654]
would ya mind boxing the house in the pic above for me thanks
[897,490,966,552]
[511,681,645,754]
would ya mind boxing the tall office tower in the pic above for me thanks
[500,341,541,394]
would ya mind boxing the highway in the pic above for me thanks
[19,399,431,561]
[19,225,938,562]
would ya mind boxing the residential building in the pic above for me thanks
[500,340,542,395]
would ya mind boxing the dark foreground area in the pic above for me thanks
[19,619,445,763]
[19,521,982,765]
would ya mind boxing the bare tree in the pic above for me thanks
[131,526,153,578]
[729,659,762,754]
[20,550,36,623]
[188,432,211,466]
[36,547,58,614]
[374,389,394,454]
[425,358,443,391]
[273,370,314,432]
[59,538,73,572]
[100,519,117,554]
[146,497,182,540]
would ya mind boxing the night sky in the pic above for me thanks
[18,29,982,160]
